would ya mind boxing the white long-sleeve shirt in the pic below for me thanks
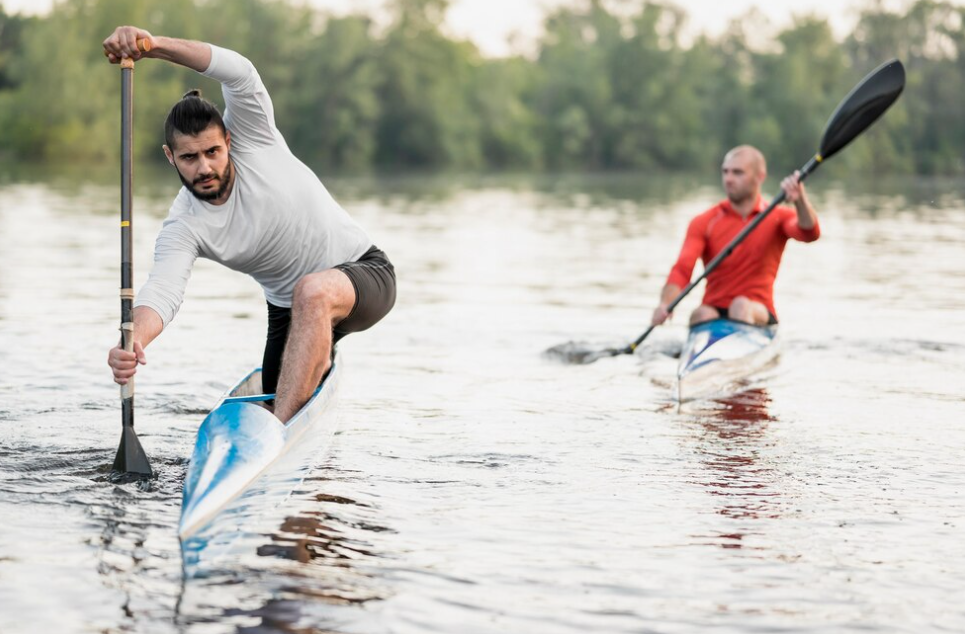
[135,45,372,327]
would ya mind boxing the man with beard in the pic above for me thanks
[104,26,396,423]
[651,145,819,327]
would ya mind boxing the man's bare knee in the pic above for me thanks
[293,273,332,307]
[690,305,719,325]
[728,296,768,324]
[292,270,354,321]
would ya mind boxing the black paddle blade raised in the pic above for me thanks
[543,341,629,364]
[818,59,905,162]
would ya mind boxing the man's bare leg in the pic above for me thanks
[728,296,770,325]
[273,269,356,423]
[689,304,721,325]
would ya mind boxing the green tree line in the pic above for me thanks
[0,0,961,174]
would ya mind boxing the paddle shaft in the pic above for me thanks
[120,57,136,426]
[115,39,151,414]
[625,156,821,354]
[112,43,153,475]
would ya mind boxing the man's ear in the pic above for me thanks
[224,130,231,152]
[162,145,175,166]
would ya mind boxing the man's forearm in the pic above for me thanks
[133,306,164,348]
[660,284,682,307]
[794,191,818,230]
[147,36,212,73]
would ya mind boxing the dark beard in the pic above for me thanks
[178,161,233,202]
[727,190,753,206]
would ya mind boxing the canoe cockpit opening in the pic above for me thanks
[224,369,273,404]
[223,367,333,405]
[230,369,264,398]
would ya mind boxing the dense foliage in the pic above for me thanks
[0,0,961,174]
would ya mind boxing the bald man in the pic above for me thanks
[651,145,820,327]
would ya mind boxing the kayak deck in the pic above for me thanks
[179,350,342,543]
[676,319,779,402]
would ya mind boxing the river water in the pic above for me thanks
[1,166,964,633]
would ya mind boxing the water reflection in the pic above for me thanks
[259,494,383,567]
[686,390,781,549]
[174,478,388,633]
[84,467,183,630]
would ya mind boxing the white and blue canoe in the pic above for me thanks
[179,349,342,544]
[676,319,779,402]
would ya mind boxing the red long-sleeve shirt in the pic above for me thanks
[666,197,820,318]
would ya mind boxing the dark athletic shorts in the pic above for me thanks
[261,245,396,394]
[713,306,778,325]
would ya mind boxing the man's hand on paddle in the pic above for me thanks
[780,169,818,230]
[651,284,681,326]
[780,170,806,203]
[103,26,155,64]
[108,341,146,386]
[652,304,671,326]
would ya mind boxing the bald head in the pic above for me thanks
[724,145,766,177]
[721,145,767,206]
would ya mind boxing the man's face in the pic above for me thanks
[163,126,233,203]
[721,151,764,205]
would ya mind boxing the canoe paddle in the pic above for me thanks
[546,58,906,365]
[111,39,153,476]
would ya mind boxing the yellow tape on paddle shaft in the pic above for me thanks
[121,220,130,227]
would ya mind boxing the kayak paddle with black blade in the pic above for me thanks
[111,39,153,476]
[546,58,906,365]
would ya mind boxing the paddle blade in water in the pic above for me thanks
[543,341,627,365]
[819,59,905,162]
[112,424,153,476]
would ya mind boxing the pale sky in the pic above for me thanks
[1,0,928,57]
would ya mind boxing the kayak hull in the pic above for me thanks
[179,350,342,543]
[676,319,779,402]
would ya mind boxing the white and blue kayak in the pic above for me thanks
[179,350,342,542]
[676,319,779,402]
